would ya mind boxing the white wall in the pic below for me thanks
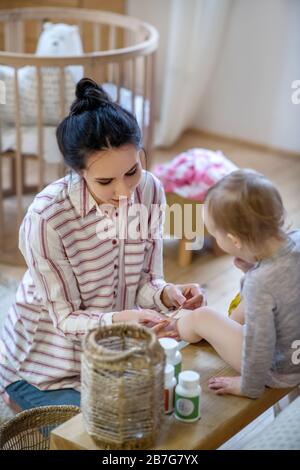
[127,0,300,153]
[196,0,300,153]
[127,0,172,118]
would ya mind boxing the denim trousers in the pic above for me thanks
[6,380,80,410]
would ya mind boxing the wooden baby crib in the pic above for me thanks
[0,6,158,265]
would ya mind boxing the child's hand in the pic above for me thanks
[208,375,242,396]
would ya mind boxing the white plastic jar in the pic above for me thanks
[164,364,177,414]
[159,338,182,381]
[175,370,201,422]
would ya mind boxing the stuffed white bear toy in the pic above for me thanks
[0,22,83,125]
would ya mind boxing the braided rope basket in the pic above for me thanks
[81,324,165,450]
[0,405,80,450]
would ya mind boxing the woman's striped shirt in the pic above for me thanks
[0,170,169,393]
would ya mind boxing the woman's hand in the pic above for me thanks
[112,309,178,339]
[208,375,243,396]
[153,317,180,340]
[161,283,206,310]
[113,309,165,325]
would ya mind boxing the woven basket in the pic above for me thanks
[0,405,80,450]
[81,324,165,450]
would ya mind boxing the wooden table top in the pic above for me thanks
[50,341,292,450]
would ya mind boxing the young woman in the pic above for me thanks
[0,78,204,410]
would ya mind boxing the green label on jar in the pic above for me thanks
[175,393,200,421]
[174,362,182,381]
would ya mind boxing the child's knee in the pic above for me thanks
[177,307,222,343]
[192,306,218,321]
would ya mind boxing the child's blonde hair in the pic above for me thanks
[205,169,286,247]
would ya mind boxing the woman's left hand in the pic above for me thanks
[161,283,206,310]
[208,376,242,396]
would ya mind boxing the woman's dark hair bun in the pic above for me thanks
[57,77,142,171]
[70,77,112,115]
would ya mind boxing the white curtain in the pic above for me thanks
[156,0,232,147]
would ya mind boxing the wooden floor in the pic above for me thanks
[1,130,300,449]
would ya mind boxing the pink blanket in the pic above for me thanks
[153,148,237,201]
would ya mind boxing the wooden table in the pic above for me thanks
[50,342,292,450]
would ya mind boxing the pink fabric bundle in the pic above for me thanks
[153,148,238,201]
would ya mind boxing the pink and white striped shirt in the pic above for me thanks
[0,170,169,393]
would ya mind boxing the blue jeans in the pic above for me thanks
[6,380,80,410]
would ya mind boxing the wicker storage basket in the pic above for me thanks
[81,324,165,450]
[0,405,80,450]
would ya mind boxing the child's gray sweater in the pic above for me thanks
[241,230,300,398]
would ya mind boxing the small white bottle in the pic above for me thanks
[175,371,201,422]
[164,364,177,414]
[159,338,182,381]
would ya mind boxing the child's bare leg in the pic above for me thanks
[177,307,244,372]
[230,300,245,325]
